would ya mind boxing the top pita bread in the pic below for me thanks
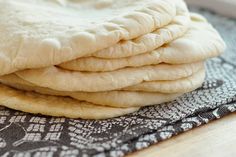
[59,14,225,72]
[0,0,181,76]
[83,0,190,59]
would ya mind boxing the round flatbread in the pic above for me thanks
[0,67,205,94]
[60,0,190,64]
[0,0,178,76]
[70,91,183,107]
[124,68,205,93]
[59,14,225,72]
[0,83,139,119]
[158,13,226,64]
[15,62,204,92]
[0,68,204,107]
[0,81,183,108]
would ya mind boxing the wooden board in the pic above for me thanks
[127,113,236,157]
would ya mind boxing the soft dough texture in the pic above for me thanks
[0,81,183,108]
[0,83,140,119]
[124,68,205,93]
[15,62,204,92]
[60,0,190,61]
[0,0,180,76]
[59,14,225,72]
[0,67,204,107]
[0,67,205,94]
[70,91,183,107]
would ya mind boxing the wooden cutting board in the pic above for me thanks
[127,113,236,157]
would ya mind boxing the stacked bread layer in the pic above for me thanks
[0,0,225,119]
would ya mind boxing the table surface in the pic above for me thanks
[127,113,236,157]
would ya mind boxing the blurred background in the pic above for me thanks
[185,0,236,18]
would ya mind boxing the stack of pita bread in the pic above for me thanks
[0,0,225,119]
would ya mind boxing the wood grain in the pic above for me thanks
[127,113,236,157]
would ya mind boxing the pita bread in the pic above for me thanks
[16,62,204,92]
[158,13,226,64]
[124,68,205,93]
[60,0,190,61]
[59,52,163,72]
[0,0,179,76]
[0,83,139,119]
[59,14,225,72]
[0,80,183,108]
[0,69,205,107]
[69,91,183,107]
[0,74,36,87]
[0,66,205,94]
[0,68,204,107]
[0,76,72,97]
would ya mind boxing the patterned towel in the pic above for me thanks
[0,8,236,157]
